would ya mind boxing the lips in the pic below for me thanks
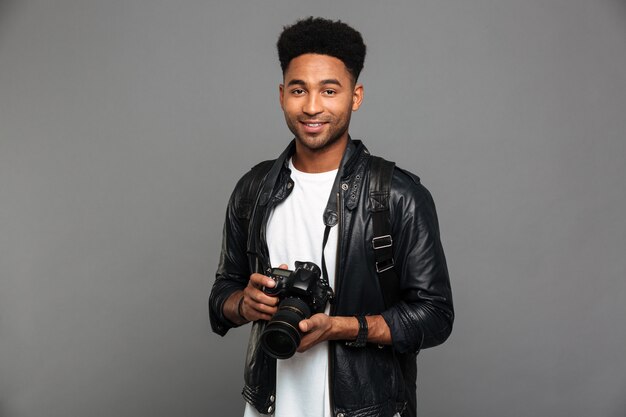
[299,120,328,134]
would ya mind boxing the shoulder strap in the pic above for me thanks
[368,156,400,309]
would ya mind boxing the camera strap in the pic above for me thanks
[319,156,399,309]
[320,224,333,299]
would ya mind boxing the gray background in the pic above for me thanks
[1,1,625,416]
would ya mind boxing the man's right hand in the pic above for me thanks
[223,264,288,324]
[239,266,285,321]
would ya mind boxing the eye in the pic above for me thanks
[291,89,305,95]
[323,89,336,96]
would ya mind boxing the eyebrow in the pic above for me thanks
[286,78,343,87]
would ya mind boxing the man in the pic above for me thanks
[209,17,453,417]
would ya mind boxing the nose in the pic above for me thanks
[302,94,322,116]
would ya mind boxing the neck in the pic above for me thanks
[292,136,348,173]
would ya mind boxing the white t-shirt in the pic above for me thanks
[244,158,338,417]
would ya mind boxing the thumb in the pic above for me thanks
[278,263,289,270]
[299,319,309,333]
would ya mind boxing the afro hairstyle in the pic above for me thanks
[277,17,366,82]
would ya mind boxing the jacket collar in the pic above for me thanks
[323,138,370,226]
[257,137,370,226]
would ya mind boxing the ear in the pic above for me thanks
[352,83,364,111]
[279,84,285,110]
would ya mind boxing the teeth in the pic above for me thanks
[306,123,322,127]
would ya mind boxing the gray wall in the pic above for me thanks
[1,1,625,416]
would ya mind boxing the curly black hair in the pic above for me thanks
[277,17,366,82]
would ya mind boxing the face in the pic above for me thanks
[279,53,363,153]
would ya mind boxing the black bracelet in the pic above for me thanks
[236,294,246,321]
[346,315,368,347]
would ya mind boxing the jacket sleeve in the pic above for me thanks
[380,169,454,354]
[208,177,254,336]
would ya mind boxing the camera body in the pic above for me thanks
[264,261,332,313]
[260,261,334,359]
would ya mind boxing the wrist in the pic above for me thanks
[345,315,368,347]
[224,290,248,325]
[236,294,246,321]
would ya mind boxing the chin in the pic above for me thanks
[297,138,330,151]
[297,131,346,151]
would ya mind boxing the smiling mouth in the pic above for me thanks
[300,120,328,127]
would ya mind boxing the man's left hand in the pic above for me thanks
[297,314,393,352]
[297,313,335,352]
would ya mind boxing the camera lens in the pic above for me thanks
[260,297,312,359]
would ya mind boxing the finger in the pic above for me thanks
[277,263,289,269]
[243,287,278,314]
[247,299,278,315]
[245,310,274,322]
[249,273,275,288]
[241,297,277,321]
[243,295,278,315]
[248,310,274,322]
[299,313,327,331]
[245,286,279,307]
[303,314,332,335]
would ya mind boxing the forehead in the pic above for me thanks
[284,53,352,84]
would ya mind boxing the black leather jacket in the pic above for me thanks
[209,139,453,417]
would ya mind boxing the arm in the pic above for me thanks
[209,161,278,335]
[209,211,282,333]
[379,171,454,354]
[298,173,453,354]
[209,171,266,335]
[208,193,250,335]
[297,314,392,352]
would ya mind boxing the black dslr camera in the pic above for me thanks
[260,261,334,359]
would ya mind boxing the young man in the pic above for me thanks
[209,17,453,417]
